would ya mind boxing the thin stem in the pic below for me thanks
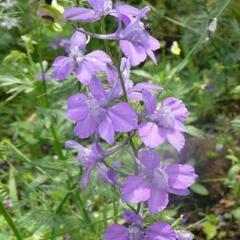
[0,201,23,240]
[36,25,64,161]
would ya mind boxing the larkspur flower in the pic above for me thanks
[52,31,112,83]
[64,0,113,22]
[104,210,176,240]
[75,6,160,66]
[66,77,138,144]
[64,0,142,25]
[138,90,188,151]
[66,140,103,186]
[117,6,160,66]
[121,149,197,214]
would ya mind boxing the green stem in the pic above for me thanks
[36,26,64,161]
[0,201,23,240]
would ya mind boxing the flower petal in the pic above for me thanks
[122,176,151,203]
[52,56,73,81]
[166,130,185,151]
[70,31,87,50]
[142,90,157,115]
[148,189,169,214]
[63,7,99,22]
[108,103,138,132]
[104,224,129,240]
[98,116,115,144]
[138,122,165,148]
[75,61,94,85]
[145,221,176,240]
[165,164,197,191]
[138,149,161,169]
[119,40,146,66]
[73,114,97,139]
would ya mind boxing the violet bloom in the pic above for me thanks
[65,140,104,186]
[121,149,197,214]
[104,210,176,240]
[118,6,160,66]
[138,90,188,151]
[66,77,138,144]
[76,6,160,67]
[52,31,112,84]
[66,140,118,186]
[64,0,142,25]
[64,0,113,22]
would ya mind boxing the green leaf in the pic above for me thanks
[202,222,217,240]
[232,208,240,220]
[190,183,209,195]
[187,126,206,139]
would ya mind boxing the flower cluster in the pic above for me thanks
[52,1,197,239]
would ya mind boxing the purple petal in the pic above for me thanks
[65,140,82,150]
[88,0,112,13]
[52,56,73,81]
[149,36,161,51]
[108,103,138,132]
[148,189,169,214]
[66,93,89,121]
[142,90,157,115]
[104,224,129,240]
[113,3,141,25]
[122,176,151,203]
[138,122,165,148]
[138,149,161,169]
[85,50,112,72]
[119,40,147,66]
[70,31,87,50]
[66,93,87,108]
[145,221,176,240]
[165,164,197,191]
[163,98,188,122]
[75,61,94,85]
[175,120,187,132]
[166,130,185,151]
[63,7,99,22]
[98,116,115,144]
[123,211,143,225]
[81,162,95,186]
[73,114,97,139]
[132,82,163,92]
[89,76,107,101]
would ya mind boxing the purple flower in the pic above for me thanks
[52,31,112,83]
[76,6,160,67]
[66,78,138,144]
[121,149,197,214]
[104,210,176,240]
[64,0,142,25]
[138,91,188,151]
[64,0,113,22]
[65,140,105,186]
[118,7,160,66]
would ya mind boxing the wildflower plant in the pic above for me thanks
[52,1,198,239]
